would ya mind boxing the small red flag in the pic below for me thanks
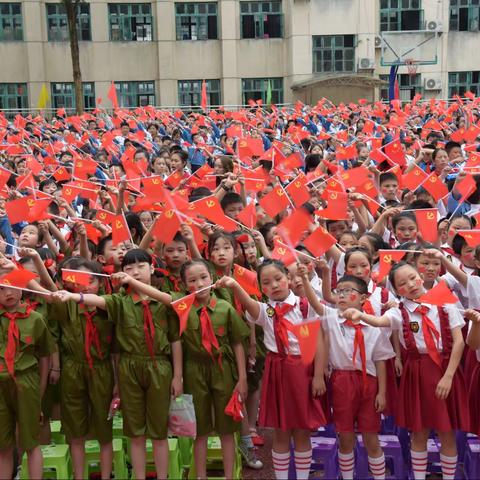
[287,320,321,365]
[192,196,237,232]
[423,173,448,202]
[171,293,196,335]
[416,280,458,305]
[200,80,207,111]
[107,82,119,110]
[316,190,349,220]
[95,209,116,224]
[258,186,290,218]
[286,174,311,207]
[276,208,311,247]
[377,250,407,282]
[62,269,91,286]
[302,227,336,258]
[5,196,34,224]
[385,139,406,166]
[74,157,98,179]
[236,202,257,229]
[0,268,37,288]
[271,239,296,266]
[457,229,480,247]
[456,173,477,203]
[233,264,261,297]
[151,210,181,244]
[339,166,370,189]
[111,214,130,245]
[402,165,428,192]
[414,209,438,243]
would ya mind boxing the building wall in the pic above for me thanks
[0,0,479,108]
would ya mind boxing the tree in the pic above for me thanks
[63,0,83,114]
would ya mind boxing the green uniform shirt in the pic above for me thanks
[104,290,179,356]
[0,304,56,378]
[160,274,186,294]
[48,301,114,363]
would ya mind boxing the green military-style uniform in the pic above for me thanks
[160,273,185,294]
[104,290,179,440]
[169,292,250,437]
[0,304,56,450]
[49,301,115,444]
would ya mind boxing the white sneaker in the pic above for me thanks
[239,443,264,470]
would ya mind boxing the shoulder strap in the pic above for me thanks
[399,302,420,357]
[437,306,453,357]
[299,297,309,319]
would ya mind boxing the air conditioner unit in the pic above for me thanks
[374,35,382,48]
[426,20,443,32]
[358,57,375,70]
[424,77,442,91]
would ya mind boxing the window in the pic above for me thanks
[115,81,155,107]
[178,79,221,107]
[108,3,152,41]
[0,3,22,41]
[450,0,479,31]
[51,82,96,110]
[242,77,283,104]
[175,3,217,40]
[240,1,282,39]
[46,3,91,41]
[449,71,480,97]
[379,73,423,101]
[380,0,423,31]
[0,83,27,109]
[312,35,355,74]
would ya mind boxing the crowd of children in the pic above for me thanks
[0,95,480,480]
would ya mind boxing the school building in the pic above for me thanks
[0,0,479,111]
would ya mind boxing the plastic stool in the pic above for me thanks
[177,436,193,468]
[356,434,405,480]
[381,415,396,434]
[131,438,182,479]
[112,413,123,438]
[395,427,411,463]
[20,444,72,479]
[464,437,480,480]
[312,423,337,438]
[84,438,127,479]
[50,420,66,445]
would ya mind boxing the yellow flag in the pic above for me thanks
[37,83,49,109]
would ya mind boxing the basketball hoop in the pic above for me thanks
[405,58,418,78]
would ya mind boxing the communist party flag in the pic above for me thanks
[5,196,34,224]
[414,209,438,243]
[286,173,311,207]
[302,227,336,258]
[377,250,407,282]
[95,209,116,224]
[458,229,480,247]
[236,202,257,229]
[416,280,458,306]
[111,214,130,245]
[316,190,349,220]
[0,268,37,288]
[271,240,296,266]
[402,165,428,192]
[275,208,311,247]
[287,320,321,365]
[339,166,370,189]
[171,293,196,335]
[423,173,448,202]
[456,173,477,203]
[62,269,91,286]
[384,139,406,166]
[151,209,181,244]
[258,185,291,218]
[233,264,261,297]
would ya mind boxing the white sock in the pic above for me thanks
[272,450,290,480]
[410,450,428,480]
[338,451,354,480]
[440,453,457,480]
[294,449,312,480]
[368,454,386,480]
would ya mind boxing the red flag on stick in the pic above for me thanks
[416,280,458,305]
[377,250,407,282]
[107,82,119,110]
[200,80,207,111]
[233,264,261,297]
[171,293,196,335]
[287,320,321,365]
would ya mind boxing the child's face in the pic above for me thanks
[461,244,476,268]
[380,180,399,200]
[223,202,243,220]
[416,254,441,284]
[345,252,371,283]
[433,150,449,172]
[327,221,348,240]
[339,234,358,251]
[139,211,154,230]
[447,218,471,245]
[184,263,212,301]
[259,264,290,301]
[42,182,57,195]
[19,225,40,248]
[101,240,127,267]
[170,155,185,172]
[394,218,418,243]
[214,159,226,175]
[393,264,424,299]
[334,281,366,312]
[210,237,234,270]
[152,158,168,175]
[287,263,305,297]
[163,241,188,271]
[0,286,22,309]
[123,261,153,285]
[238,235,257,265]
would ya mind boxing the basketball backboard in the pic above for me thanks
[380,31,439,66]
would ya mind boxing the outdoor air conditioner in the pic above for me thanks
[374,35,382,48]
[424,77,442,91]
[426,20,443,32]
[358,57,375,70]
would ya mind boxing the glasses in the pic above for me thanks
[333,287,363,297]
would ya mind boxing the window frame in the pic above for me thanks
[449,71,480,97]
[241,77,283,105]
[46,2,92,42]
[449,0,480,32]
[0,2,23,41]
[50,82,96,110]
[240,0,283,39]
[108,3,153,42]
[0,83,28,110]
[312,35,356,74]
[379,0,424,32]
[114,81,156,108]
[175,2,218,40]
[177,79,221,107]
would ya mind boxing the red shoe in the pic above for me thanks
[251,431,265,446]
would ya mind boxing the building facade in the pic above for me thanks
[0,0,479,110]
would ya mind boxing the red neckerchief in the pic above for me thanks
[168,275,182,292]
[141,300,156,362]
[273,303,295,355]
[416,305,442,367]
[82,309,103,370]
[4,308,31,378]
[343,320,367,390]
[363,299,375,316]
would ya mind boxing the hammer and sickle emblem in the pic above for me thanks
[165,210,174,219]
[206,200,215,208]
[276,189,284,196]
[27,199,34,207]
[177,302,187,311]
[277,247,286,255]
[427,212,434,220]
[299,325,309,338]
[115,220,123,229]
[329,192,337,200]
[383,254,392,263]
[429,175,437,183]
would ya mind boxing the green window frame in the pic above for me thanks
[0,3,23,41]
[178,79,221,107]
[0,83,27,109]
[242,77,283,105]
[379,73,423,100]
[240,1,283,39]
[449,71,480,97]
[114,81,155,107]
[450,0,480,32]
[108,3,152,41]
[380,0,424,31]
[312,35,355,74]
[46,3,91,42]
[175,3,218,40]
[51,82,96,110]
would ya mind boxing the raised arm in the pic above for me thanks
[51,290,107,310]
[298,263,326,316]
[111,272,173,305]
[215,276,261,320]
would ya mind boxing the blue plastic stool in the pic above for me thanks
[464,436,480,480]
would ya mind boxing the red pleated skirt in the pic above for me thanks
[468,360,480,435]
[397,354,469,432]
[259,352,327,431]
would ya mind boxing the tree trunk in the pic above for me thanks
[65,0,83,114]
